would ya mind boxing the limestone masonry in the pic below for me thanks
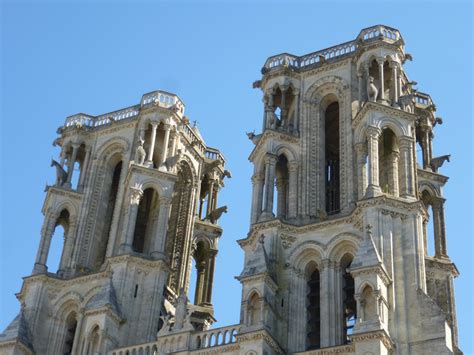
[0,25,461,355]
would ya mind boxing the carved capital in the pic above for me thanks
[366,126,381,140]
[398,136,414,150]
[159,196,173,207]
[288,161,299,172]
[129,186,143,205]
[264,154,278,165]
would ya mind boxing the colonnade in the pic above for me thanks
[139,122,172,170]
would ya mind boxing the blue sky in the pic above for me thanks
[1,0,472,352]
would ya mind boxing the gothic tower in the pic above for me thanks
[237,24,461,355]
[0,25,461,355]
[0,91,229,354]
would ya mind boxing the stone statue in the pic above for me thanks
[430,155,450,173]
[136,138,146,165]
[366,76,378,102]
[164,149,183,171]
[206,206,228,224]
[51,159,68,186]
[173,288,188,330]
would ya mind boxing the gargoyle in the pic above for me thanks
[430,155,450,173]
[246,130,260,145]
[222,170,232,179]
[51,159,68,186]
[206,206,228,224]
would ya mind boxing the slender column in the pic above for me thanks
[119,186,143,253]
[70,311,84,355]
[78,146,91,190]
[195,261,206,305]
[205,250,217,304]
[390,62,399,107]
[33,212,57,274]
[265,93,275,130]
[288,162,298,219]
[150,196,172,258]
[170,130,178,157]
[357,71,363,110]
[276,177,286,218]
[366,126,381,197]
[320,260,331,347]
[261,155,277,219]
[58,218,76,274]
[423,218,429,256]
[59,146,66,167]
[159,124,171,170]
[432,197,448,257]
[420,128,430,169]
[376,58,385,102]
[389,151,400,196]
[399,137,416,198]
[206,179,216,217]
[66,143,79,186]
[355,143,368,199]
[398,70,403,98]
[250,173,264,223]
[428,131,434,164]
[146,122,158,165]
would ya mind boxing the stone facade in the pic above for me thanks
[0,25,461,355]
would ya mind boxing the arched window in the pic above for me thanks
[191,240,214,306]
[341,254,356,343]
[248,292,261,326]
[63,311,78,355]
[86,325,100,355]
[421,190,436,256]
[306,266,321,350]
[361,286,376,322]
[275,154,289,219]
[378,128,399,196]
[325,101,340,214]
[132,188,160,254]
[50,209,70,274]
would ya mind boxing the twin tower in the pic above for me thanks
[0,25,461,355]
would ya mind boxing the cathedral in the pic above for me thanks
[0,25,461,355]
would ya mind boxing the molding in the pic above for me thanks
[352,100,416,129]
[248,129,299,162]
[417,168,449,184]
[350,329,394,350]
[236,329,284,354]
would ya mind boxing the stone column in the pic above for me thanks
[70,311,84,355]
[205,250,217,304]
[398,70,403,98]
[399,136,415,198]
[376,58,385,103]
[261,155,277,219]
[66,143,79,187]
[195,261,206,305]
[146,122,158,166]
[150,196,172,259]
[159,124,171,170]
[120,186,143,253]
[33,212,57,274]
[78,146,91,190]
[288,161,298,219]
[423,218,429,256]
[366,126,381,197]
[250,173,264,224]
[355,142,368,199]
[59,146,66,167]
[432,197,448,257]
[420,128,430,169]
[58,218,76,275]
[320,260,331,347]
[357,71,363,110]
[388,151,400,197]
[276,177,286,218]
[390,62,399,107]
[206,179,215,217]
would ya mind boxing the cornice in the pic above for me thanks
[248,129,299,162]
[235,272,278,292]
[350,329,394,350]
[417,168,449,184]
[128,162,178,183]
[191,343,240,355]
[352,101,416,129]
[301,343,355,354]
[350,264,393,287]
[84,305,123,324]
[425,256,459,277]
[44,185,83,201]
[236,329,284,354]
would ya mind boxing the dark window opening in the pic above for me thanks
[306,269,321,350]
[341,255,356,343]
[325,102,340,214]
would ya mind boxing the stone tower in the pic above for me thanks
[0,91,229,354]
[0,25,461,355]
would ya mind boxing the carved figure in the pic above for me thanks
[206,206,228,224]
[136,138,146,165]
[157,314,173,335]
[51,159,68,186]
[246,131,259,145]
[317,208,328,221]
[173,288,188,330]
[430,155,450,173]
[164,149,183,171]
[222,170,232,179]
[366,76,378,102]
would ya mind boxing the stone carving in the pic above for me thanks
[173,288,193,331]
[51,159,68,186]
[430,154,450,172]
[206,206,228,224]
[164,149,183,171]
[135,138,146,165]
[222,170,232,179]
[367,76,378,102]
